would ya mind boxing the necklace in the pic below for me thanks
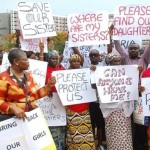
[10,68,24,79]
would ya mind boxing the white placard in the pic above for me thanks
[19,108,56,150]
[0,53,10,73]
[0,108,56,149]
[52,68,97,106]
[28,59,47,88]
[36,93,66,126]
[20,36,48,53]
[68,11,109,47]
[95,65,139,103]
[17,2,56,39]
[61,41,107,69]
[142,78,150,116]
[113,39,142,51]
[113,5,150,40]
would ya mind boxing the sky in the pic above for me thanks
[0,0,150,16]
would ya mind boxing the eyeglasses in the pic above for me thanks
[129,47,139,50]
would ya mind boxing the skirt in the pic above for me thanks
[66,108,96,150]
[105,109,133,150]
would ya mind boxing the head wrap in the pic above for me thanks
[106,51,121,64]
[69,54,81,62]
[48,50,59,58]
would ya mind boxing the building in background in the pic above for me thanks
[0,13,10,36]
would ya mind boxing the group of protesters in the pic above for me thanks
[0,23,150,150]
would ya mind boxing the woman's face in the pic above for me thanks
[29,53,36,60]
[70,59,81,69]
[16,52,29,70]
[110,57,122,66]
[48,56,59,67]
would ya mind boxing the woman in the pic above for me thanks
[45,50,66,150]
[0,48,55,121]
[66,54,96,150]
[100,51,133,150]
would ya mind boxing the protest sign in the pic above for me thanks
[95,65,139,103]
[19,108,56,150]
[20,36,48,53]
[28,59,47,88]
[133,97,150,126]
[17,2,56,39]
[0,53,10,73]
[61,41,106,69]
[113,5,150,40]
[68,11,109,47]
[142,78,150,116]
[113,39,142,51]
[0,118,29,150]
[52,68,97,105]
[36,93,66,126]
[0,109,56,150]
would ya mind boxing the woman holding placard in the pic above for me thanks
[91,51,134,150]
[66,54,96,150]
[0,48,56,121]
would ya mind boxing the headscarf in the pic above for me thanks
[69,54,81,62]
[106,51,121,64]
[48,50,59,58]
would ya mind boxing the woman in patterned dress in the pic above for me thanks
[66,54,96,150]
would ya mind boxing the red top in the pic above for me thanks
[142,68,150,78]
[67,103,89,113]
[46,65,64,92]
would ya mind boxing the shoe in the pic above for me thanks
[98,145,105,150]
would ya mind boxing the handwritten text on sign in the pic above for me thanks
[68,11,109,47]
[113,5,150,40]
[17,2,56,39]
[95,65,139,103]
[0,108,56,150]
[36,94,66,126]
[20,36,48,53]
[52,68,97,105]
[142,78,150,116]
[28,59,47,88]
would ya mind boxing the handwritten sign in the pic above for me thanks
[0,108,56,150]
[113,5,150,40]
[17,2,56,39]
[95,65,139,103]
[20,36,48,53]
[142,78,150,116]
[0,53,10,73]
[61,41,107,69]
[68,11,110,47]
[52,68,97,105]
[113,39,142,51]
[28,59,47,88]
[36,93,66,126]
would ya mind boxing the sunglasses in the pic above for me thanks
[89,54,99,57]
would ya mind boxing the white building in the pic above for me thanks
[10,10,68,33]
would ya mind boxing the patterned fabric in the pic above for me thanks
[66,108,96,150]
[49,126,66,150]
[105,109,133,150]
[0,69,50,114]
[69,54,81,62]
[105,51,121,64]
